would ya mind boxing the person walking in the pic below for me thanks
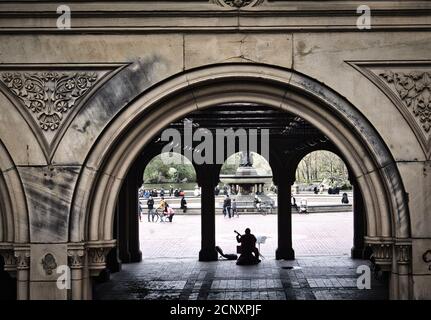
[223,195,232,218]
[180,196,187,213]
[147,196,155,222]
[232,199,238,218]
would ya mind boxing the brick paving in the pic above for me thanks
[140,212,354,258]
[94,212,388,300]
[94,257,387,300]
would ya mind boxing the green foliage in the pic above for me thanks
[295,151,350,187]
[143,154,196,183]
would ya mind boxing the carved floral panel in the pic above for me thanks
[0,71,98,131]
[380,71,431,133]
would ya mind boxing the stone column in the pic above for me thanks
[196,165,219,261]
[14,246,30,300]
[117,162,142,263]
[351,181,367,259]
[275,178,295,260]
[118,184,131,263]
[68,244,85,300]
[128,164,142,263]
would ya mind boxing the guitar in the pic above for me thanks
[234,230,241,237]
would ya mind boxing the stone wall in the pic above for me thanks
[0,0,430,299]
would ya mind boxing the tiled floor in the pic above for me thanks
[94,256,388,300]
[94,212,388,300]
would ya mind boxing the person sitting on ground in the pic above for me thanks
[235,228,261,265]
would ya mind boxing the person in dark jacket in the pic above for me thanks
[147,196,155,222]
[223,195,232,218]
[180,196,187,213]
[235,228,261,265]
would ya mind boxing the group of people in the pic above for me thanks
[142,196,176,222]
[139,186,185,199]
[223,195,238,218]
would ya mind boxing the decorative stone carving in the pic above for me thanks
[423,250,431,270]
[87,241,116,276]
[14,249,30,270]
[0,248,16,272]
[41,253,57,275]
[211,0,264,8]
[369,243,392,271]
[395,244,411,265]
[67,248,85,269]
[347,62,431,159]
[0,72,98,131]
[380,71,431,133]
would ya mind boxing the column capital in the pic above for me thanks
[14,245,30,270]
[0,243,16,273]
[67,243,85,270]
[86,240,116,277]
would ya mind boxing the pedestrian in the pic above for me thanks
[223,195,232,218]
[181,196,187,213]
[147,196,155,222]
[341,193,349,204]
[169,185,173,197]
[232,199,238,218]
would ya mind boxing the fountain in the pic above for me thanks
[220,152,274,212]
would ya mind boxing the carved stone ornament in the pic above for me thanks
[67,249,85,269]
[395,244,411,265]
[14,249,30,270]
[87,241,115,276]
[0,71,98,131]
[211,0,264,8]
[41,253,58,275]
[369,243,392,271]
[348,62,431,159]
[380,71,431,133]
[0,248,16,272]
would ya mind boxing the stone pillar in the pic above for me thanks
[196,165,219,262]
[14,246,30,300]
[275,178,295,260]
[118,184,131,263]
[351,181,368,259]
[68,244,85,300]
[128,166,142,263]
[117,162,142,263]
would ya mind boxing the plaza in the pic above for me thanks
[94,212,388,300]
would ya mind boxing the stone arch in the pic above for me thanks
[69,64,411,299]
[0,139,30,300]
[0,140,29,244]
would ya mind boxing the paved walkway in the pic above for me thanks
[94,257,387,300]
[94,212,388,300]
[140,212,354,258]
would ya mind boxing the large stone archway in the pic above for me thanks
[0,140,30,300]
[69,64,411,300]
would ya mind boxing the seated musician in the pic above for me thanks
[235,228,261,265]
